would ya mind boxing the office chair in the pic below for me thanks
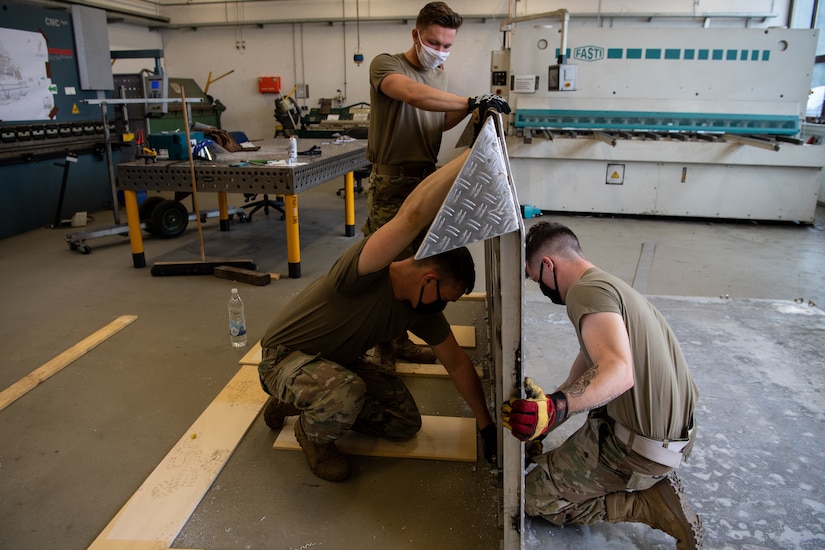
[241,193,285,222]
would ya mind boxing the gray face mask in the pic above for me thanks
[538,262,564,305]
[415,39,450,70]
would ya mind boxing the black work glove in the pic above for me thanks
[468,94,511,115]
[468,94,511,144]
[479,423,497,464]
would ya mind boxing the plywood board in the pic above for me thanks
[89,364,268,549]
[273,415,477,462]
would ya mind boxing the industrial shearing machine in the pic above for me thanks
[494,12,823,223]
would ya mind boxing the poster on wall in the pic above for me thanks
[0,26,55,121]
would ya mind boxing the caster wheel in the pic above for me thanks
[149,200,189,238]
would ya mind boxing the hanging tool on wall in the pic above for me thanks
[204,69,234,96]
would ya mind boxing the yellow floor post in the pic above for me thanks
[285,194,301,278]
[217,192,230,231]
[123,190,146,268]
[345,171,355,237]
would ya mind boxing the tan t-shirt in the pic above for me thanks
[367,52,448,166]
[261,237,451,366]
[565,268,698,440]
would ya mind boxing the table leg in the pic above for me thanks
[218,192,230,231]
[123,190,146,268]
[344,171,355,237]
[285,194,301,278]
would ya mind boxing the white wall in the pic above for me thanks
[105,0,795,159]
[154,19,502,160]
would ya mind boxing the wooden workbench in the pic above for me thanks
[116,137,367,277]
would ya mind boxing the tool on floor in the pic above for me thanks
[150,83,256,276]
[50,153,79,229]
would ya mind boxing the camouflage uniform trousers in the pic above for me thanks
[361,171,429,260]
[525,409,683,526]
[258,345,422,443]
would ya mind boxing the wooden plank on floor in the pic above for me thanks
[395,362,483,378]
[238,341,263,365]
[273,415,477,462]
[409,325,475,348]
[214,265,271,286]
[88,364,268,549]
[0,315,138,413]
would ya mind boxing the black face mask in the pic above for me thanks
[415,278,448,314]
[538,262,564,305]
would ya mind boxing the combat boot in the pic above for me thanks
[262,397,300,430]
[294,417,351,482]
[606,471,703,549]
[393,334,437,364]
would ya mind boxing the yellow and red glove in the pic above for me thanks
[501,377,568,441]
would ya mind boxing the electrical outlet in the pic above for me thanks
[295,84,309,99]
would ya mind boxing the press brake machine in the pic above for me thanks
[495,13,823,223]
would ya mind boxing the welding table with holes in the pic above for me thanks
[116,138,367,277]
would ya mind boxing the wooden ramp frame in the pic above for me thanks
[239,340,481,379]
[274,415,477,462]
[239,325,476,367]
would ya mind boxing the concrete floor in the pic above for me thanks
[0,178,823,550]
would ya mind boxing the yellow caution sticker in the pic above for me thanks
[606,163,625,185]
[72,103,79,114]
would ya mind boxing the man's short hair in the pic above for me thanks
[525,222,584,264]
[416,246,475,295]
[417,2,463,30]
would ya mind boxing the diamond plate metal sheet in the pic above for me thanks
[415,116,520,259]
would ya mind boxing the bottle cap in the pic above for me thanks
[231,288,238,294]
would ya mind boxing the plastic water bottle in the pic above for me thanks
[287,135,297,164]
[228,288,247,348]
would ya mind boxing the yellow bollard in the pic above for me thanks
[285,194,301,278]
[123,190,146,268]
[217,192,230,231]
[344,171,355,237]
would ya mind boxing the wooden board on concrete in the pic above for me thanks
[274,415,477,462]
[409,325,476,348]
[396,362,483,378]
[239,341,263,365]
[88,364,268,549]
[0,315,138,413]
[214,265,271,286]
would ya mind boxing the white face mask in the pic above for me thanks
[416,38,450,70]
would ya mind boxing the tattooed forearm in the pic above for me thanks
[564,363,599,399]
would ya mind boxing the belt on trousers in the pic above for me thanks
[372,163,436,178]
[262,345,292,363]
[613,420,690,469]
